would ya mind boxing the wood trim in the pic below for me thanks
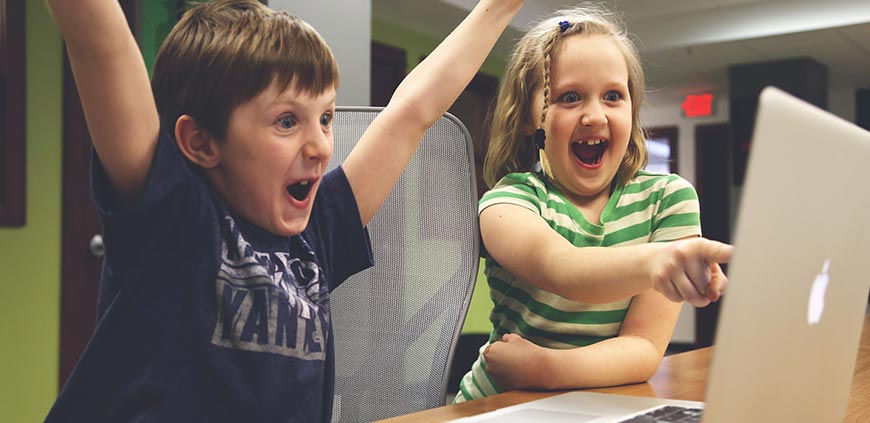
[0,0,26,226]
[371,41,406,107]
[59,50,103,389]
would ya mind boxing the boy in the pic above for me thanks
[43,0,523,421]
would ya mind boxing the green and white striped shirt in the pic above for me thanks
[455,170,701,403]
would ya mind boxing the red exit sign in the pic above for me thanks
[681,93,714,117]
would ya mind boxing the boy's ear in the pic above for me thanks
[175,115,221,168]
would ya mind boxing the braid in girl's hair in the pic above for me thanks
[536,21,572,176]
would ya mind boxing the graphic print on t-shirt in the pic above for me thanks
[211,215,328,360]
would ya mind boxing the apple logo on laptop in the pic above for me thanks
[807,259,831,325]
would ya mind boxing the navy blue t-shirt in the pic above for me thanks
[45,129,373,422]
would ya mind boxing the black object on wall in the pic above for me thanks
[857,89,870,131]
[694,123,731,347]
[729,58,828,185]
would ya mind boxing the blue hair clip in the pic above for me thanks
[559,21,571,33]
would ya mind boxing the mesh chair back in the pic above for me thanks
[327,107,479,423]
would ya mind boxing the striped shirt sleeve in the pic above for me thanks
[650,174,702,242]
[478,173,542,216]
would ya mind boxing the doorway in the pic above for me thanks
[58,0,139,388]
[694,122,732,347]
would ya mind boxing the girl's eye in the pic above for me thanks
[277,115,297,130]
[604,91,622,102]
[320,112,333,128]
[561,92,580,103]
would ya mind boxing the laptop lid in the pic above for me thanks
[702,87,870,422]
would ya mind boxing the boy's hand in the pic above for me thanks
[651,238,733,307]
[342,0,524,226]
[483,333,552,391]
[44,0,159,207]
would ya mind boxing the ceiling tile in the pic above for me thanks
[837,23,870,57]
[374,0,870,101]
[710,0,779,8]
[644,42,764,73]
[606,0,719,20]
[743,27,863,63]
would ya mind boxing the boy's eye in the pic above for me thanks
[561,92,580,103]
[277,115,297,130]
[604,91,622,102]
[320,112,333,128]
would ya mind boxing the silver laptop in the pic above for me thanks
[449,87,870,423]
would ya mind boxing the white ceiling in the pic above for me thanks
[373,0,870,101]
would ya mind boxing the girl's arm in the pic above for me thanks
[480,203,731,306]
[483,289,681,390]
[44,0,160,208]
[342,0,524,226]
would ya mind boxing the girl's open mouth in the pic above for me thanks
[286,180,314,202]
[571,139,608,165]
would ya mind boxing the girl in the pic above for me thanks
[455,4,732,402]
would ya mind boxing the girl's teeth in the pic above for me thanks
[585,139,603,145]
[300,180,309,186]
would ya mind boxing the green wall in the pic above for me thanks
[463,263,494,333]
[0,3,172,420]
[0,1,63,421]
[372,18,505,84]
[141,0,178,75]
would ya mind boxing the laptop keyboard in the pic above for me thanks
[616,405,703,423]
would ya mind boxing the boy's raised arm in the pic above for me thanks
[45,0,160,207]
[342,0,524,226]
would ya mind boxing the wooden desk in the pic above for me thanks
[376,312,870,423]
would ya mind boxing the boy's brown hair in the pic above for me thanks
[152,0,340,142]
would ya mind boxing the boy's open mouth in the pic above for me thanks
[571,139,608,165]
[287,180,314,201]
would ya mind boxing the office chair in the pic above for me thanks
[327,107,480,423]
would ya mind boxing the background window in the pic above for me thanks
[645,126,678,174]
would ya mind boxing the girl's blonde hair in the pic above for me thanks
[483,3,648,188]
